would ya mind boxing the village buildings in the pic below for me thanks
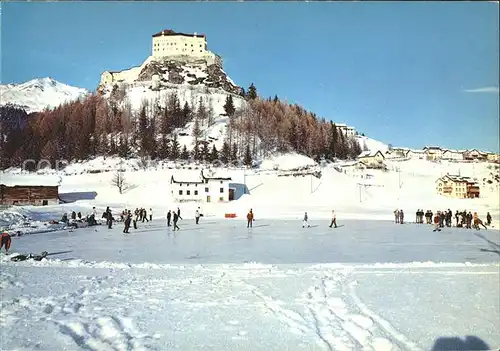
[435,174,480,199]
[357,150,385,168]
[170,169,232,203]
[0,176,60,206]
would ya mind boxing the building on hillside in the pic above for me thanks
[463,149,488,161]
[336,161,369,178]
[405,149,425,160]
[334,123,357,138]
[442,149,464,161]
[100,29,222,86]
[423,146,443,161]
[152,29,221,66]
[386,147,409,159]
[486,153,500,162]
[357,150,385,167]
[170,169,232,203]
[0,177,60,206]
[435,174,480,199]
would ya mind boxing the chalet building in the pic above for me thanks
[406,149,425,160]
[441,149,464,161]
[357,150,385,167]
[423,146,443,161]
[0,176,60,206]
[486,153,500,162]
[463,149,488,161]
[170,169,232,203]
[435,174,480,199]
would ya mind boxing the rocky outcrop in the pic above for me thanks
[133,58,243,96]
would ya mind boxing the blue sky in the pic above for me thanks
[2,2,499,152]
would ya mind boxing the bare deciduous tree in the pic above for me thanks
[111,170,128,194]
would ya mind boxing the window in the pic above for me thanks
[220,180,223,184]
[220,188,224,193]
[219,197,224,201]
[194,190,198,195]
[187,190,190,195]
[205,187,209,193]
[179,190,183,195]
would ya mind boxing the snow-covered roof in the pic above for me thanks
[438,174,478,185]
[358,150,384,158]
[0,174,61,187]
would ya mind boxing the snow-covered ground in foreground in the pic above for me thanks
[1,219,499,350]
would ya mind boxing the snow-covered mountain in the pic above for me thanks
[0,77,88,113]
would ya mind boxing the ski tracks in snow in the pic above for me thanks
[235,268,421,351]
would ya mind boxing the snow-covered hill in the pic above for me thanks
[356,135,389,153]
[0,77,88,113]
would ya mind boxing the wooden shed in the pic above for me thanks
[0,175,61,206]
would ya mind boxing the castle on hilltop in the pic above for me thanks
[100,29,222,86]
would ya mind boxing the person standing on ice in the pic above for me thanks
[173,211,180,231]
[177,207,182,220]
[399,209,404,224]
[486,212,492,226]
[1,231,11,253]
[394,209,399,224]
[166,210,172,227]
[133,209,139,229]
[247,209,254,228]
[433,211,441,232]
[329,210,337,228]
[303,212,310,228]
[195,207,201,225]
[107,208,113,229]
[123,211,132,233]
[149,208,153,221]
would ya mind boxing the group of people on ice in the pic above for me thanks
[394,208,492,231]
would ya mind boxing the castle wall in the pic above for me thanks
[152,34,207,58]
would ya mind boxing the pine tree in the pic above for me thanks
[201,142,209,162]
[223,95,235,117]
[159,134,170,159]
[220,141,231,164]
[181,145,190,160]
[192,116,201,141]
[209,144,218,162]
[243,144,252,166]
[192,142,200,161]
[231,142,238,164]
[170,135,180,160]
[182,101,192,125]
[137,105,149,155]
[247,83,257,100]
[329,122,338,160]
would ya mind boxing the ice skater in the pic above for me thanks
[149,208,153,221]
[195,207,201,225]
[433,211,441,232]
[173,210,180,231]
[166,210,172,227]
[399,209,404,224]
[123,211,131,233]
[329,210,337,228]
[247,209,254,228]
[394,209,399,224]
[1,231,11,253]
[486,212,492,226]
[303,212,310,228]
